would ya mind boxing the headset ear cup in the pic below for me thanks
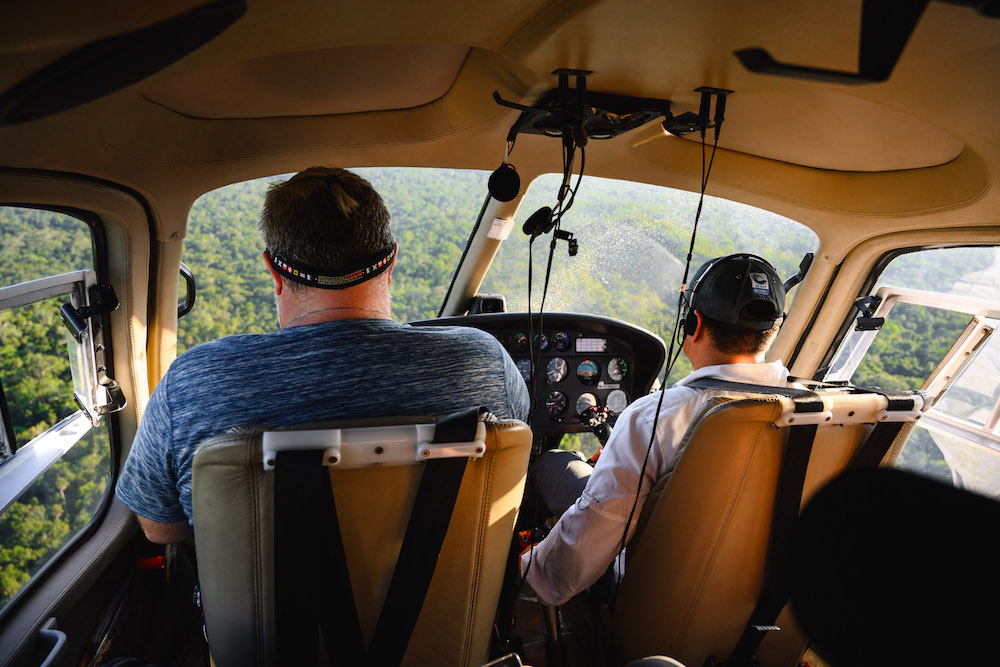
[684,311,698,337]
[488,163,520,202]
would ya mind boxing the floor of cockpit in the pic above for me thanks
[508,594,610,667]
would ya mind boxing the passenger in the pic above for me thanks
[116,167,530,544]
[522,253,791,606]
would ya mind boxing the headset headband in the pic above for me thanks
[269,244,396,290]
[683,253,783,331]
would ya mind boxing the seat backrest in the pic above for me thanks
[612,389,926,667]
[191,412,532,667]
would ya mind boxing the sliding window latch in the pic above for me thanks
[60,283,119,342]
[854,295,884,331]
[74,379,127,427]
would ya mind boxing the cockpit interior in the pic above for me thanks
[1,1,1000,666]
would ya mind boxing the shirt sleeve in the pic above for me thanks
[521,388,697,605]
[115,371,189,524]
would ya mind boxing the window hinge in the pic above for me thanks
[60,283,119,342]
[854,295,884,331]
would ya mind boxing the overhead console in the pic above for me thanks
[409,313,667,437]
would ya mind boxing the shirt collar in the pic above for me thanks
[675,360,790,387]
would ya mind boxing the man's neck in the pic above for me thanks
[689,350,764,370]
[279,283,393,328]
[283,303,392,328]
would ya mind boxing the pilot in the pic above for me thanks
[116,166,530,544]
[522,253,791,606]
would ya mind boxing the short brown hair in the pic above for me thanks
[259,167,393,279]
[701,301,781,356]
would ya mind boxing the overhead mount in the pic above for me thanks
[662,86,733,137]
[493,69,672,143]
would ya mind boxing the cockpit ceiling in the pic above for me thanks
[688,90,964,172]
[1,0,999,209]
[142,45,472,119]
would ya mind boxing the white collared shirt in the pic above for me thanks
[522,361,794,606]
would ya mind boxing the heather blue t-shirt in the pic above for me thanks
[116,319,530,524]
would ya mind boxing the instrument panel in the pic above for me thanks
[410,313,667,436]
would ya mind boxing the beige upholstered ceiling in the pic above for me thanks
[0,0,998,231]
[143,45,472,119]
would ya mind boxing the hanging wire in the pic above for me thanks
[614,117,722,578]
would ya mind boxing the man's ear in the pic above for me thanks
[691,310,707,341]
[262,250,283,295]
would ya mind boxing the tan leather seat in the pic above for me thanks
[612,389,926,667]
[191,412,532,667]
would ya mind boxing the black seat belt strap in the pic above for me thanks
[275,407,484,667]
[849,394,915,470]
[275,449,365,666]
[368,406,484,666]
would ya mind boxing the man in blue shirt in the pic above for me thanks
[117,167,530,543]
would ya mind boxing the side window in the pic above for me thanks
[0,207,116,612]
[826,247,1000,496]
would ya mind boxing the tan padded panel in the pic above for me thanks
[192,416,531,667]
[143,45,471,119]
[613,393,907,667]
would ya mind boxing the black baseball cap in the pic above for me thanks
[687,254,785,330]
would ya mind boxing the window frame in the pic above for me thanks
[814,244,992,376]
[0,269,114,511]
[0,201,122,620]
[825,282,1000,465]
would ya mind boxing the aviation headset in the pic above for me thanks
[678,253,784,338]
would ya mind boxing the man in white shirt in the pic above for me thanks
[522,253,792,606]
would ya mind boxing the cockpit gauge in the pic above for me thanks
[546,391,568,416]
[546,357,568,383]
[534,332,549,351]
[511,332,529,352]
[606,389,628,415]
[553,331,571,351]
[516,358,532,384]
[576,392,598,416]
[576,359,600,385]
[607,357,628,382]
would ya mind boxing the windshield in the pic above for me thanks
[479,174,819,368]
[180,168,817,369]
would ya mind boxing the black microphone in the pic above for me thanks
[488,162,520,202]
[522,206,554,238]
